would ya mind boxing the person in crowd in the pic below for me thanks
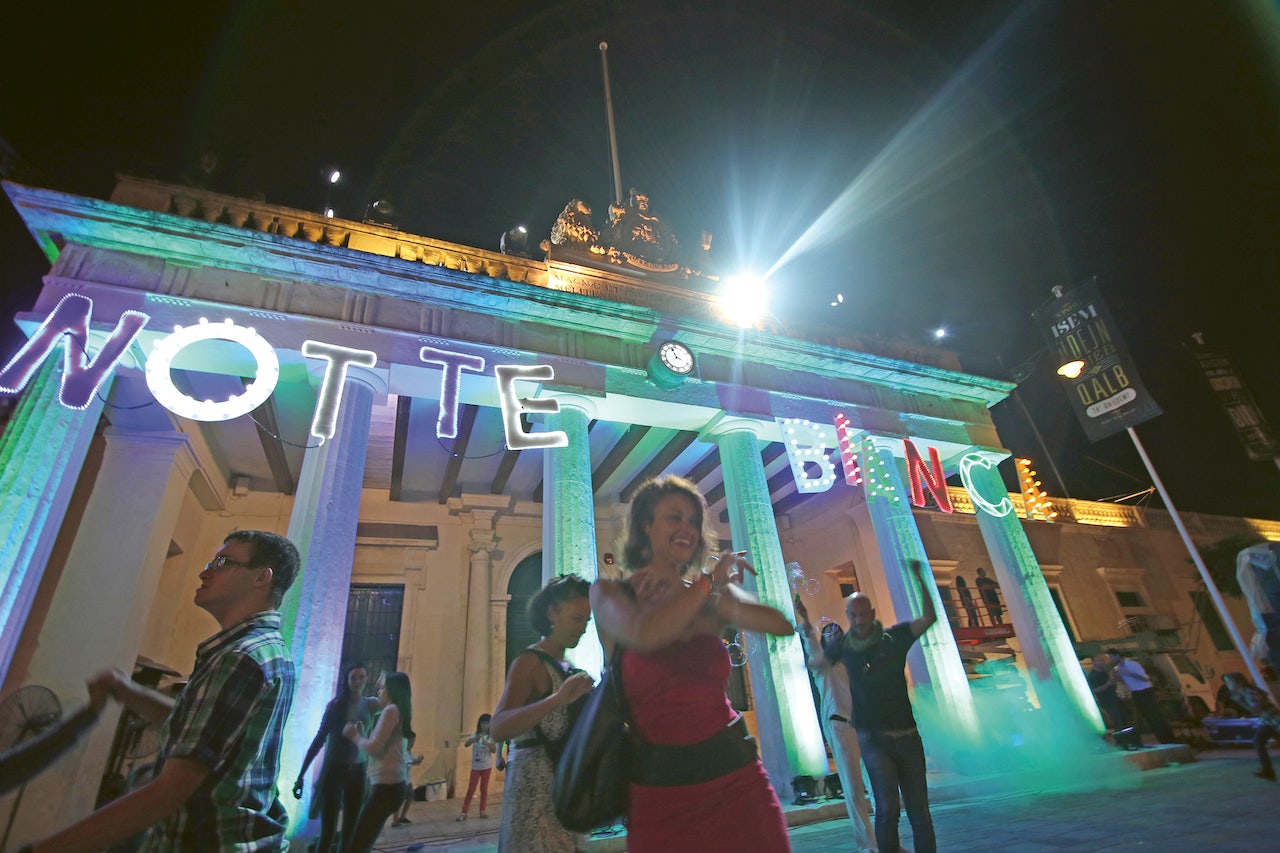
[293,662,375,852]
[456,713,497,821]
[974,567,1002,624]
[1221,672,1280,781]
[810,560,938,853]
[1087,654,1126,730]
[17,530,299,853]
[954,576,980,627]
[795,608,877,853]
[1215,676,1251,718]
[390,735,424,826]
[490,575,595,852]
[342,672,414,853]
[591,475,795,852]
[1107,649,1177,743]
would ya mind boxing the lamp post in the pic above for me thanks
[1032,282,1275,701]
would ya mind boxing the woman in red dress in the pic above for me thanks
[591,475,795,853]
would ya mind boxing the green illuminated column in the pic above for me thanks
[962,452,1104,732]
[860,438,979,742]
[0,359,107,687]
[711,420,827,797]
[279,368,381,838]
[541,395,603,677]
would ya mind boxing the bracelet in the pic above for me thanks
[693,573,713,596]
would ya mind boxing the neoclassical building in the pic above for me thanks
[1,175,1273,842]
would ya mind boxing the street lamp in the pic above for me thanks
[322,167,341,218]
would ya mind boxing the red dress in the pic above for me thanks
[622,633,791,852]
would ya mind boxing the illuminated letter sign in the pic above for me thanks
[833,413,863,486]
[777,417,837,493]
[904,438,953,513]
[494,364,567,449]
[958,453,1013,517]
[420,346,486,439]
[303,341,378,442]
[0,294,149,410]
[145,318,280,421]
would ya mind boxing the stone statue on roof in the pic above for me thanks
[546,189,716,283]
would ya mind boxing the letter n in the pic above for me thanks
[903,439,953,513]
[0,294,149,409]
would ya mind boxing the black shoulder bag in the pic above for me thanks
[552,643,631,832]
[521,649,586,763]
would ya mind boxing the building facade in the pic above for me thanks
[0,176,1272,842]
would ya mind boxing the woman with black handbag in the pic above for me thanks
[590,475,795,852]
[491,574,596,852]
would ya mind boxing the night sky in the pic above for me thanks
[2,0,1277,520]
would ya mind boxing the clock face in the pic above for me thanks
[659,341,694,374]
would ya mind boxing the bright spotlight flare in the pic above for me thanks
[719,272,770,328]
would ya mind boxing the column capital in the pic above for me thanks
[548,393,600,419]
[101,427,199,481]
[468,528,499,554]
[700,411,767,441]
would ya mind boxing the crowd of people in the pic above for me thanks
[9,474,1262,853]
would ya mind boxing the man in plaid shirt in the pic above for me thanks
[23,530,300,852]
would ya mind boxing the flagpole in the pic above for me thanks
[599,42,624,204]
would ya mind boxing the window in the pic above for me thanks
[342,584,405,679]
[1115,590,1146,609]
[1191,591,1235,652]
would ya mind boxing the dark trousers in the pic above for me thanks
[315,763,366,853]
[1255,723,1277,774]
[342,781,406,853]
[1130,688,1176,743]
[858,729,936,853]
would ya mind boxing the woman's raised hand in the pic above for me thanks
[708,550,754,589]
[556,671,595,706]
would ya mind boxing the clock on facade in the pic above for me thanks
[647,340,696,390]
[658,340,695,375]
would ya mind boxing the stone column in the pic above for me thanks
[710,419,827,797]
[962,452,1104,731]
[278,368,382,836]
[13,427,199,836]
[540,395,603,677]
[859,438,979,742]
[458,506,499,728]
[0,359,108,686]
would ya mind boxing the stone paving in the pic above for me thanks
[358,748,1275,852]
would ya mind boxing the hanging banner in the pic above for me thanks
[1032,280,1161,443]
[1186,337,1278,462]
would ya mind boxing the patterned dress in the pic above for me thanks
[497,651,580,853]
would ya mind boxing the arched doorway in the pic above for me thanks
[505,553,543,671]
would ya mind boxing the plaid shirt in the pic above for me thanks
[140,611,296,852]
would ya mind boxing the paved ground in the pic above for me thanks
[359,748,1275,852]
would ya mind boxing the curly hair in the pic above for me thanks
[622,475,716,573]
[528,574,592,636]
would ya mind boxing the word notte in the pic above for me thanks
[0,294,1019,518]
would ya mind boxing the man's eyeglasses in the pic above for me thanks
[205,555,255,572]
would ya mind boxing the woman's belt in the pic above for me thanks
[630,715,758,787]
